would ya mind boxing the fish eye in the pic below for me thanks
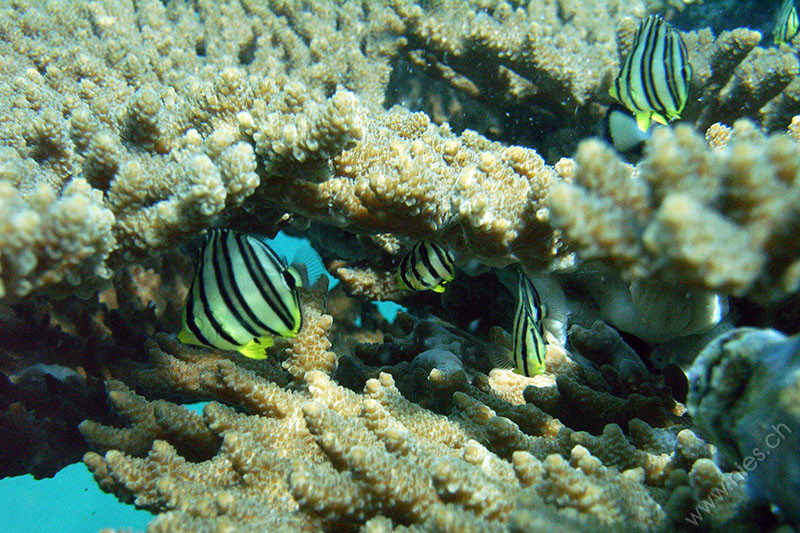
[281,269,296,288]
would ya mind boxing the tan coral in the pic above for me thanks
[549,120,800,301]
[82,314,710,532]
[283,278,337,379]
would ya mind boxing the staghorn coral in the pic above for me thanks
[548,119,800,302]
[0,0,399,300]
[78,277,769,531]
[2,1,800,531]
[3,0,800,309]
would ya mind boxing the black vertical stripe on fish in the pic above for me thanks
[516,308,530,377]
[417,242,443,284]
[234,232,291,334]
[197,236,240,345]
[249,237,298,330]
[216,230,264,337]
[664,28,680,111]
[628,18,648,113]
[429,240,453,276]
[411,247,436,289]
[399,252,417,290]
[210,230,257,338]
[651,20,673,112]
[222,231,275,335]
[232,233,285,335]
[185,277,213,347]
[639,16,661,113]
[517,270,542,321]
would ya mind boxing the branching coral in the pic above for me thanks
[548,120,800,302]
[0,0,398,300]
[2,1,800,530]
[77,282,757,531]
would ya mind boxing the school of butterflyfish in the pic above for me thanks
[186,9,800,370]
[178,228,551,376]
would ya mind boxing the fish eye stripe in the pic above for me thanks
[247,237,298,330]
[217,230,268,336]
[234,233,290,335]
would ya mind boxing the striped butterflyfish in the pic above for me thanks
[774,0,800,45]
[609,15,692,132]
[490,268,548,377]
[511,268,548,376]
[396,240,455,293]
[178,229,313,360]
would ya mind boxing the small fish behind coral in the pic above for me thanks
[609,15,691,131]
[491,268,548,377]
[179,228,316,359]
[396,240,455,293]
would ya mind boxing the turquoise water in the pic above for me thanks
[0,463,152,533]
[2,233,405,532]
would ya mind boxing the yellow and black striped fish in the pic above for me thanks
[178,229,304,359]
[610,15,692,132]
[774,0,800,44]
[397,240,455,293]
[511,268,548,377]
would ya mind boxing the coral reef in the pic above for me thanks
[3,0,800,303]
[548,120,800,303]
[0,0,799,531]
[81,297,731,531]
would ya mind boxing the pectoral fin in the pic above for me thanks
[238,336,274,360]
[635,112,653,132]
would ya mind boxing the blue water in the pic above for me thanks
[1,233,405,532]
[0,463,152,533]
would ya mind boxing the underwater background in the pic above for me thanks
[2,0,800,532]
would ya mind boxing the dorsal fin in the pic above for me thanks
[292,244,327,287]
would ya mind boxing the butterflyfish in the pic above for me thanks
[397,240,455,293]
[491,268,548,377]
[774,0,800,45]
[609,15,692,132]
[178,229,323,359]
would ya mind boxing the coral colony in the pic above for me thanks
[1,1,800,531]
